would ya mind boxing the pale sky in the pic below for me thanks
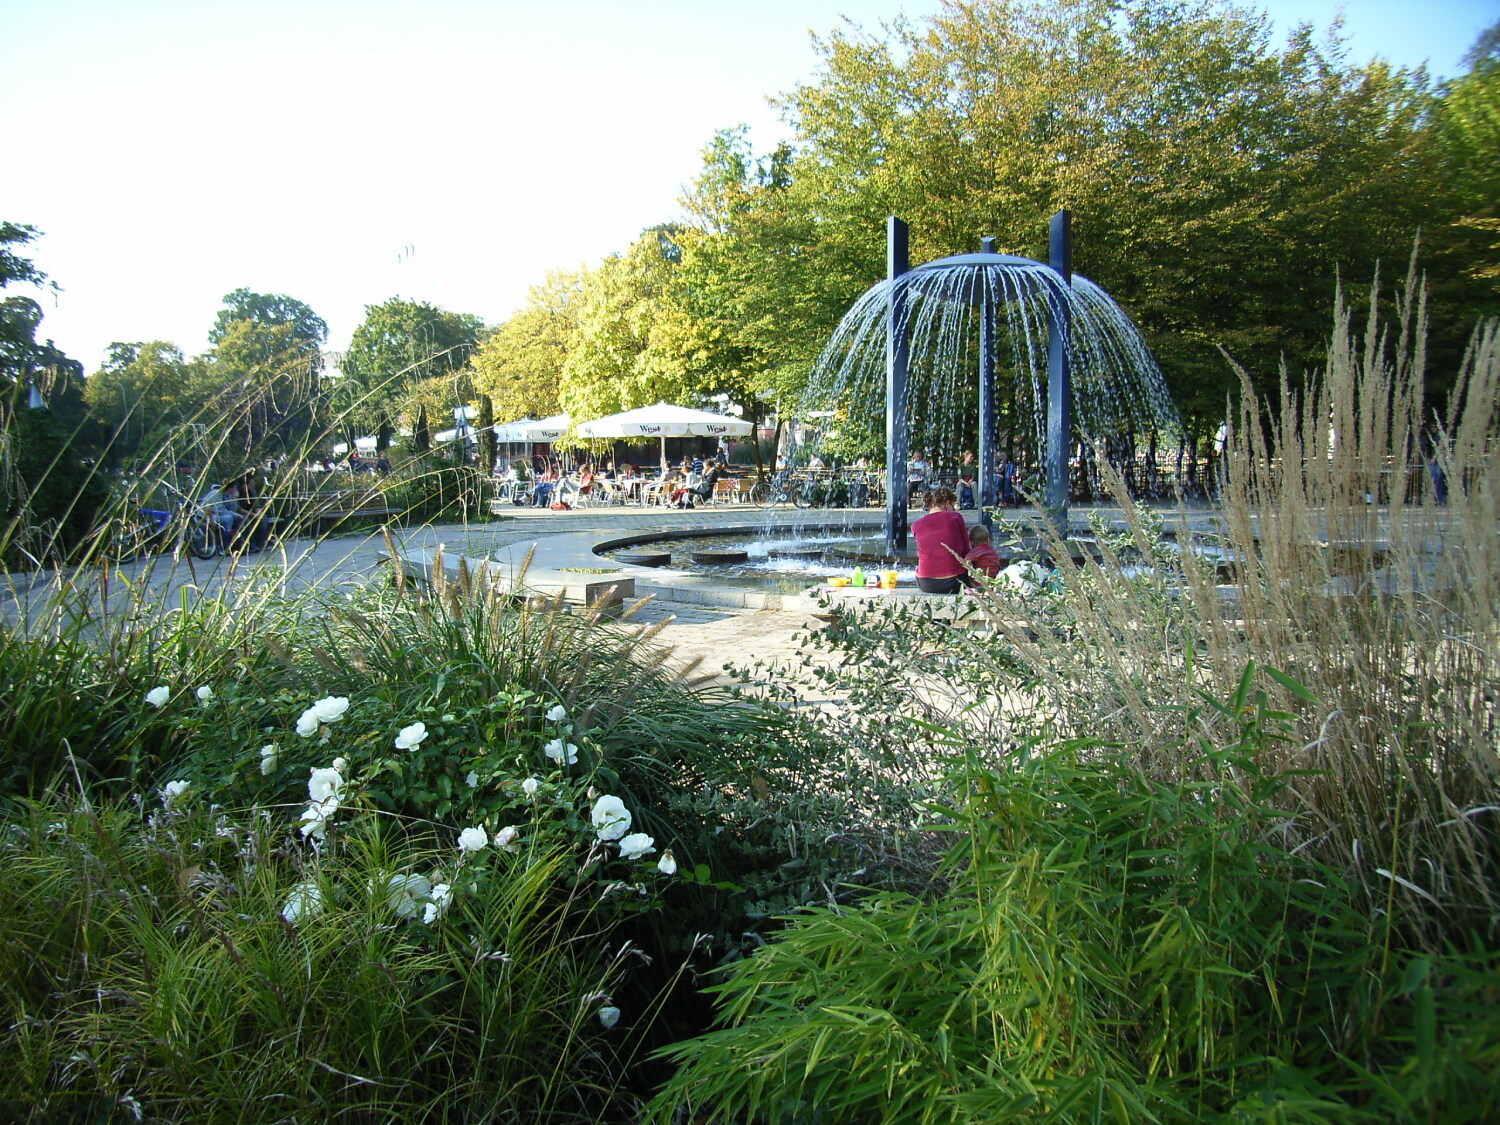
[2,0,1494,373]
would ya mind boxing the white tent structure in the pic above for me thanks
[576,402,751,469]
[332,436,379,454]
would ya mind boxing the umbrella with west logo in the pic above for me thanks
[575,402,751,469]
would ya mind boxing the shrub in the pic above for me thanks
[648,685,1500,1124]
[0,791,654,1122]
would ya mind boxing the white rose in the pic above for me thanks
[521,776,540,797]
[295,708,321,738]
[394,721,428,751]
[617,832,656,861]
[308,767,343,803]
[195,685,214,702]
[280,881,323,924]
[597,1005,621,1029]
[145,686,170,708]
[543,738,578,765]
[657,850,678,876]
[310,696,350,723]
[385,872,431,918]
[160,779,190,806]
[545,704,567,722]
[457,826,488,853]
[494,825,521,853]
[590,795,632,841]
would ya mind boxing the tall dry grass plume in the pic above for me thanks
[958,264,1499,947]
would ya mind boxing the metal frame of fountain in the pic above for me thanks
[868,210,1176,551]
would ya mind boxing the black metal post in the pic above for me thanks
[886,217,911,551]
[978,236,996,531]
[1046,209,1072,530]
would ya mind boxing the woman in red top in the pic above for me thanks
[911,486,969,594]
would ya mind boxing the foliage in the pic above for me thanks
[649,707,1500,1123]
[0,792,652,1122]
[340,297,483,418]
[670,0,1482,440]
[471,269,580,422]
[207,286,329,353]
[83,341,200,467]
[0,222,86,429]
[559,227,692,424]
[0,393,109,570]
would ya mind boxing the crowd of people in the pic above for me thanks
[495,452,740,510]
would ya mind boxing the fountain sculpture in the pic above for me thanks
[799,212,1179,549]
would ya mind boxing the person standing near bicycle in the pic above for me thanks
[197,479,244,550]
[234,470,270,552]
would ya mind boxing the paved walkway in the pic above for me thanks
[0,501,1225,685]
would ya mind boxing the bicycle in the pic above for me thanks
[749,471,812,509]
[102,484,223,562]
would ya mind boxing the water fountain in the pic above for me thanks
[798,212,1179,549]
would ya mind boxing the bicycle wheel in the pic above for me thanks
[188,516,222,560]
[792,481,812,509]
[749,482,772,507]
[105,511,154,563]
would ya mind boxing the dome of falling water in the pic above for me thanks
[798,250,1179,482]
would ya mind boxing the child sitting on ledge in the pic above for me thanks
[963,523,1002,583]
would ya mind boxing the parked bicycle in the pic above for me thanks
[102,483,223,562]
[749,471,813,509]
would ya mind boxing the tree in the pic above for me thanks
[0,223,87,430]
[341,297,483,451]
[84,341,199,467]
[209,288,329,354]
[342,298,482,398]
[0,225,104,562]
[559,227,708,425]
[470,269,581,422]
[477,393,497,474]
[198,319,323,459]
[705,0,1453,439]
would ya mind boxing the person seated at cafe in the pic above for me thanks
[533,464,559,506]
[807,451,826,470]
[688,459,725,506]
[963,523,1002,583]
[578,463,597,500]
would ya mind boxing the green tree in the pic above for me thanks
[0,223,87,431]
[477,392,496,474]
[0,226,105,563]
[208,288,329,355]
[197,319,323,459]
[342,298,482,398]
[341,297,483,451]
[713,0,1452,439]
[84,341,199,468]
[470,270,581,423]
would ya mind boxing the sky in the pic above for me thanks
[2,0,1495,374]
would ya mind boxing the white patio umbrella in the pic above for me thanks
[332,435,379,454]
[518,414,569,442]
[575,402,751,469]
[491,417,536,443]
